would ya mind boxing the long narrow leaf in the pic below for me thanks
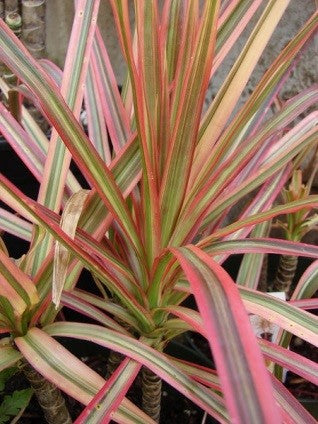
[0,15,145,263]
[75,358,141,424]
[45,322,228,423]
[0,249,38,309]
[0,208,32,241]
[172,245,280,424]
[15,328,152,423]
[0,346,22,371]
[84,63,111,163]
[38,0,100,211]
[91,28,131,153]
[193,0,291,175]
[160,1,220,246]
[194,11,318,189]
[0,175,153,332]
[240,288,318,347]
[270,375,316,424]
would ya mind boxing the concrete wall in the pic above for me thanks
[46,0,129,84]
[46,1,317,93]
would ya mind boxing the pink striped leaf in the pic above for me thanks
[259,339,318,386]
[174,354,315,424]
[0,175,153,332]
[14,328,151,423]
[174,278,318,348]
[192,13,318,205]
[0,208,32,241]
[0,346,22,371]
[205,238,318,260]
[60,292,130,335]
[75,358,141,424]
[175,113,318,245]
[91,28,131,152]
[64,290,141,332]
[165,302,318,387]
[45,322,228,423]
[160,1,220,247]
[38,0,100,212]
[0,249,38,310]
[34,0,102,275]
[171,245,280,423]
[240,288,318,346]
[0,102,44,182]
[84,63,111,163]
[200,195,318,247]
[194,3,314,176]
[0,74,81,199]
[176,352,315,423]
[270,375,316,424]
[292,259,318,300]
[201,121,318,232]
[212,0,263,76]
[289,298,318,310]
[0,16,145,263]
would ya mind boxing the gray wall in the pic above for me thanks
[46,1,317,93]
[46,0,129,84]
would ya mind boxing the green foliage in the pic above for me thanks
[0,368,16,392]
[0,368,33,424]
[0,389,33,424]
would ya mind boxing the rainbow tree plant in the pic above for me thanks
[0,1,318,423]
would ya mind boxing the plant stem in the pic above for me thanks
[105,350,124,380]
[0,1,4,82]
[21,0,48,130]
[8,88,21,122]
[4,0,19,16]
[21,0,46,59]
[273,254,298,298]
[22,360,72,424]
[1,11,21,85]
[0,1,4,19]
[142,367,162,423]
[258,253,268,292]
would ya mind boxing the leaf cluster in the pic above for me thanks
[0,1,317,423]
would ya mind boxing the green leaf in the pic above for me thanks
[0,388,33,424]
[236,221,270,288]
[0,348,22,373]
[0,367,17,392]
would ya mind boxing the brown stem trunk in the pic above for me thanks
[0,1,4,19]
[142,367,162,423]
[1,11,21,84]
[258,253,268,292]
[4,0,19,16]
[22,0,46,59]
[21,0,48,130]
[0,1,4,81]
[273,254,298,298]
[105,350,124,380]
[22,360,72,424]
[8,88,21,122]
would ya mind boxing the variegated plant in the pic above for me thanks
[0,1,318,423]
